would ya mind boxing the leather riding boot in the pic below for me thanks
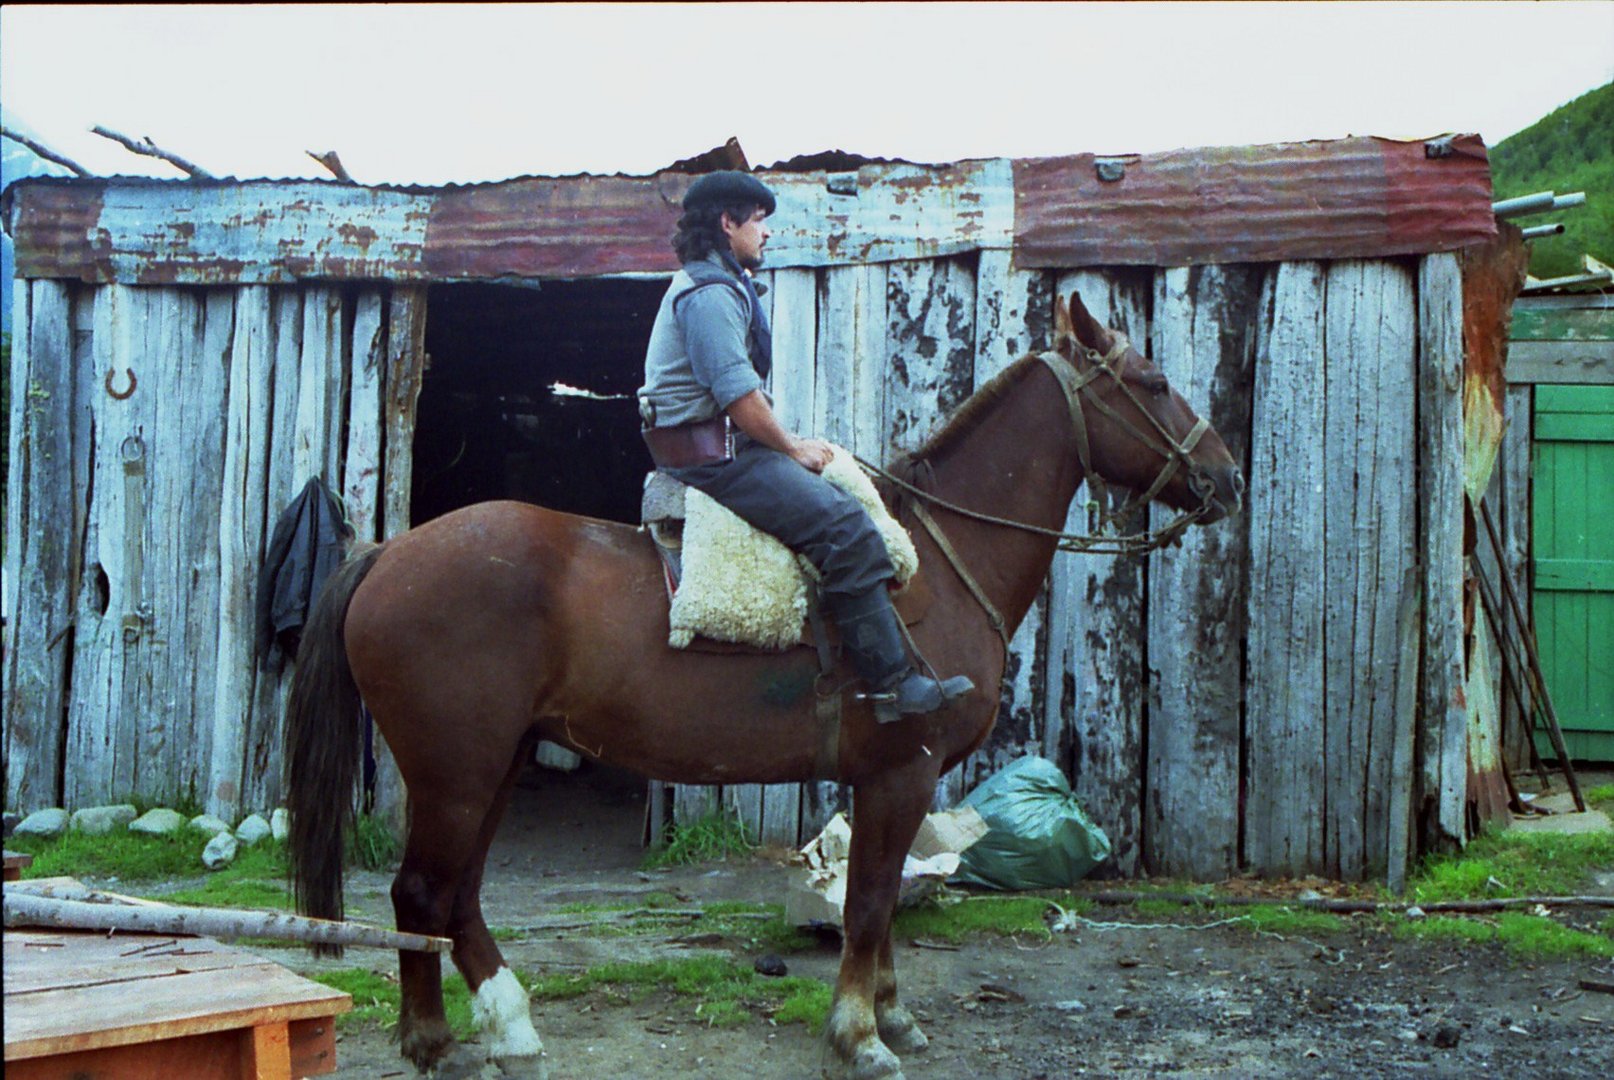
[833,588,975,724]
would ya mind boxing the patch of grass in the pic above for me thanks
[1389,914,1496,946]
[1133,898,1186,920]
[893,894,1064,943]
[1585,784,1614,814]
[1495,913,1614,959]
[771,980,833,1028]
[1386,911,1614,959]
[526,955,828,1031]
[159,876,291,910]
[1235,906,1348,937]
[312,968,475,1039]
[9,828,287,883]
[643,810,756,869]
[1598,912,1614,937]
[704,901,819,954]
[348,814,402,872]
[1408,828,1614,902]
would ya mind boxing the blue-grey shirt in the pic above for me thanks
[639,253,767,428]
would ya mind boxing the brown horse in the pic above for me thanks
[285,292,1243,1080]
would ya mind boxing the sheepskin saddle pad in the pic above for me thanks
[649,447,920,651]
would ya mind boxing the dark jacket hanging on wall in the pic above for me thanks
[256,477,354,670]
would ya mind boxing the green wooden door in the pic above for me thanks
[1533,384,1614,761]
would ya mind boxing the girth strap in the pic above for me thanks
[909,498,1011,660]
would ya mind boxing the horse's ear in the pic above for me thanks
[1065,290,1113,353]
[1053,294,1075,357]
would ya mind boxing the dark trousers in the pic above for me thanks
[667,439,893,603]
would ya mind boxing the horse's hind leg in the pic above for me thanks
[823,760,937,1080]
[449,733,548,1075]
[391,734,542,1075]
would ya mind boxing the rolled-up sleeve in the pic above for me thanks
[677,285,763,411]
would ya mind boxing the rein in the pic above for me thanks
[853,336,1219,665]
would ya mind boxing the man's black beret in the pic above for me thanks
[682,170,776,216]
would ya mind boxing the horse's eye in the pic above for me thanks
[1142,374,1169,396]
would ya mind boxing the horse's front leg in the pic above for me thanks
[823,760,937,1080]
[874,931,928,1054]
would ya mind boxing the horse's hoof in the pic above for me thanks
[402,1025,458,1074]
[876,1003,928,1054]
[877,1010,929,1055]
[822,1039,905,1080]
[483,1054,549,1080]
[420,1045,478,1079]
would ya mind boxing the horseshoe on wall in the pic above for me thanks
[105,367,137,399]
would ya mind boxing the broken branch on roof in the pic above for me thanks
[0,126,90,176]
[306,149,356,183]
[90,124,215,179]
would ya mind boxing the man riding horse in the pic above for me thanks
[637,170,974,722]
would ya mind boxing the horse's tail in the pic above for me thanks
[284,543,384,954]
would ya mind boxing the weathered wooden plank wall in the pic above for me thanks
[1245,262,1329,875]
[3,282,398,820]
[1320,261,1418,881]
[1145,264,1261,879]
[1417,254,1471,854]
[3,281,76,810]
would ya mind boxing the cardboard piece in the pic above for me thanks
[784,807,988,928]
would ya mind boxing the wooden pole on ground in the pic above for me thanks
[2,890,451,953]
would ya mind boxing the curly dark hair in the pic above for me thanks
[672,202,762,264]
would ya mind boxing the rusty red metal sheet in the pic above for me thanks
[422,174,689,279]
[3,135,1500,285]
[1013,135,1496,268]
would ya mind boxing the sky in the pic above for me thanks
[1,2,1611,186]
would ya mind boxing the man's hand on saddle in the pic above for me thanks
[726,390,834,474]
[786,436,834,474]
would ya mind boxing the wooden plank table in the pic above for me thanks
[4,926,352,1079]
[4,850,35,881]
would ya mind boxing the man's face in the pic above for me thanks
[721,207,770,271]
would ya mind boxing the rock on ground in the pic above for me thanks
[190,814,232,836]
[13,808,69,839]
[129,808,188,835]
[270,808,290,842]
[202,830,239,870]
[70,804,138,836]
[235,814,272,846]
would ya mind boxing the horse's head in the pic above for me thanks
[1050,292,1244,524]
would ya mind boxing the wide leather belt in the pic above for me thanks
[641,416,734,470]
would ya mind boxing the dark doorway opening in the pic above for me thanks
[413,278,665,831]
[413,279,663,528]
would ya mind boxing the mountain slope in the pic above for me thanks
[1489,81,1613,281]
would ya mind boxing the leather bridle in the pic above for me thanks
[855,333,1224,662]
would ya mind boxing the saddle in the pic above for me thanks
[640,471,929,657]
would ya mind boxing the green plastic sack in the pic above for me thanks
[952,756,1111,890]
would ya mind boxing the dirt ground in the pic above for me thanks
[274,764,1614,1080]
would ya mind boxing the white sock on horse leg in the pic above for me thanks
[472,966,544,1058]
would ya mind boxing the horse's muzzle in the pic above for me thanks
[1197,464,1244,524]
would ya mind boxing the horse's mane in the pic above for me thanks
[915,352,1046,460]
[882,352,1046,496]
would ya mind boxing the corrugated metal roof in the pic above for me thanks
[1014,135,1495,267]
[2,136,1496,284]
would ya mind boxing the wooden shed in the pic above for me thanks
[2,134,1525,884]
